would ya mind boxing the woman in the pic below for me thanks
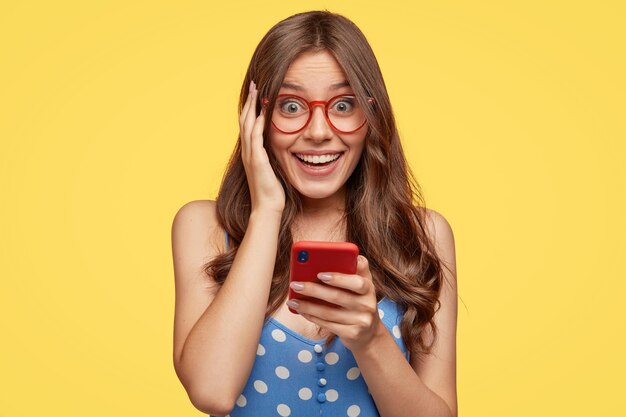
[172,10,458,417]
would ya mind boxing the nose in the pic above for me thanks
[303,104,333,142]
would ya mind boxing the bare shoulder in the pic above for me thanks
[172,199,218,230]
[171,199,225,368]
[420,206,452,234]
[172,199,225,277]
[411,206,458,417]
[419,208,456,264]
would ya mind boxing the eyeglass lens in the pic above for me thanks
[271,95,366,133]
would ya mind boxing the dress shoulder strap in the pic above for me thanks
[224,230,229,250]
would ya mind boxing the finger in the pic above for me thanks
[239,80,253,127]
[291,281,359,308]
[243,86,260,161]
[243,84,258,142]
[356,255,374,282]
[300,312,342,336]
[316,272,370,296]
[240,81,254,158]
[250,102,266,154]
[295,299,353,324]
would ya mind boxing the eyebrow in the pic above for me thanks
[281,80,351,91]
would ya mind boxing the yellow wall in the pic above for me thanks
[1,1,624,415]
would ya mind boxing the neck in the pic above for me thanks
[298,186,346,217]
[292,187,347,241]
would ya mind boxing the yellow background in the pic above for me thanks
[1,0,624,416]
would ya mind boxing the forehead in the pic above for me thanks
[281,50,351,93]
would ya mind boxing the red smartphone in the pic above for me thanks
[288,240,359,314]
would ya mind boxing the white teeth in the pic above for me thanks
[295,153,341,164]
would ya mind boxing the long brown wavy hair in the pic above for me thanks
[205,10,450,363]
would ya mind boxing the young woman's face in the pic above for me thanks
[267,49,368,203]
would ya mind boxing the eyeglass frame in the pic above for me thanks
[260,93,375,134]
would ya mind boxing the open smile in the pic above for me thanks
[291,152,344,176]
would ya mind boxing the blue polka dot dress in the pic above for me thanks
[220,231,410,417]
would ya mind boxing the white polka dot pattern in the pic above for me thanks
[275,365,290,379]
[325,352,339,365]
[298,387,313,400]
[271,329,286,342]
[346,367,360,380]
[277,403,291,416]
[253,380,268,393]
[297,349,313,363]
[326,389,339,402]
[392,325,401,338]
[347,404,361,417]
[228,299,407,417]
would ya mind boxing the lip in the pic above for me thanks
[292,152,343,177]
[291,150,344,156]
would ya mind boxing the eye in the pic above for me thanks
[278,97,307,115]
[330,96,356,113]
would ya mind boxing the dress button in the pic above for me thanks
[318,378,327,386]
[317,393,327,403]
[314,344,323,353]
[316,362,325,371]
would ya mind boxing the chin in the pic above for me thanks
[291,180,345,201]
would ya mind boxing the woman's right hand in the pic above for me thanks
[239,80,286,215]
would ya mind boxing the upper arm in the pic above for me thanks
[171,200,224,374]
[410,208,458,417]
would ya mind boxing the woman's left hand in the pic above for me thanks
[287,255,383,352]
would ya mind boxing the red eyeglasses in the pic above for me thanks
[261,94,375,134]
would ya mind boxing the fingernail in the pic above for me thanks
[249,80,253,92]
[286,299,300,309]
[317,273,332,282]
[290,282,304,291]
